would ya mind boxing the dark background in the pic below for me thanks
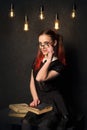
[0,0,87,129]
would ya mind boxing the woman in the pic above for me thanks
[22,29,68,130]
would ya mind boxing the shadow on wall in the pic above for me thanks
[52,42,85,129]
[61,43,83,118]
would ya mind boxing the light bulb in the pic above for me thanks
[54,14,60,30]
[9,4,15,18]
[71,9,76,18]
[24,15,29,31]
[39,6,45,20]
[71,4,76,19]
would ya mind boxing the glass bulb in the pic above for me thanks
[10,4,15,18]
[71,4,76,19]
[39,6,45,20]
[54,14,60,30]
[39,11,44,20]
[71,9,76,18]
[24,15,29,31]
[54,20,59,30]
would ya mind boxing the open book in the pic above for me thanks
[9,103,53,115]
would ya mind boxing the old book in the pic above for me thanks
[8,110,26,118]
[9,103,53,115]
[9,103,29,113]
[27,103,53,115]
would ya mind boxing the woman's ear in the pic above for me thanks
[54,40,57,46]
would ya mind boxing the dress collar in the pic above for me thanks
[42,56,58,63]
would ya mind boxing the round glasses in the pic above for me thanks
[39,41,52,48]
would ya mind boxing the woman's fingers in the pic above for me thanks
[29,101,35,106]
[29,99,40,107]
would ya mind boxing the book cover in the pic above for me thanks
[28,103,53,114]
[9,103,53,115]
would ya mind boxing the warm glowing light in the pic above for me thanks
[24,15,29,31]
[71,9,76,18]
[39,6,45,20]
[9,4,15,18]
[71,4,76,19]
[54,20,59,30]
[54,14,60,30]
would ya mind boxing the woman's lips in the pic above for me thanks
[42,49,47,53]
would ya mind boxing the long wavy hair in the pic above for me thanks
[33,29,66,71]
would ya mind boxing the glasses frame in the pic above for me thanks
[39,41,53,48]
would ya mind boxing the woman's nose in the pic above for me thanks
[41,44,46,48]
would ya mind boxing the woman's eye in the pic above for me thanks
[44,42,49,46]
[39,41,52,48]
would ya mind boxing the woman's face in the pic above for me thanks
[38,34,54,56]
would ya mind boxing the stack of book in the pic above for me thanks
[8,103,53,117]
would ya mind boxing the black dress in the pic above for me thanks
[22,59,68,130]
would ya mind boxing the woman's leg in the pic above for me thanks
[21,119,38,130]
[38,121,57,130]
[38,121,51,130]
[21,119,31,130]
[38,112,58,130]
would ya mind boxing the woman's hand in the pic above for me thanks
[29,99,40,107]
[47,44,54,61]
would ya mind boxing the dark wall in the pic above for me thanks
[0,0,87,128]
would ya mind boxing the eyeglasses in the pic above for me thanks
[39,41,52,48]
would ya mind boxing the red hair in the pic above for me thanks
[33,49,44,71]
[58,35,66,65]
